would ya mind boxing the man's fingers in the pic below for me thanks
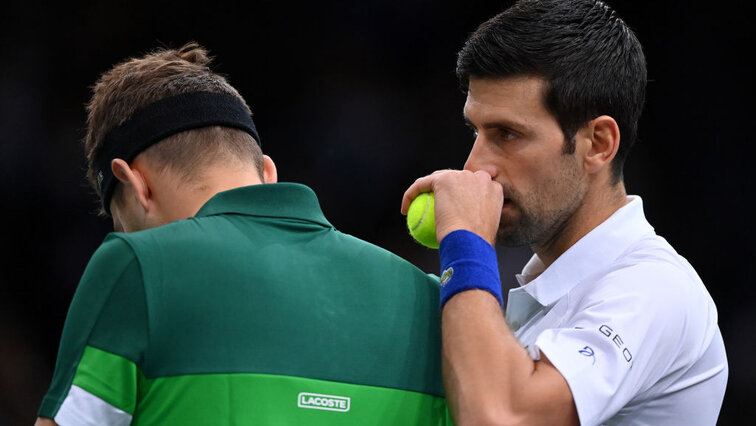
[401,173,442,214]
[401,169,496,215]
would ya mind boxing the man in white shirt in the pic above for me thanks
[401,0,728,424]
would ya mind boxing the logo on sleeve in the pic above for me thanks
[599,324,633,363]
[578,346,596,365]
[440,267,454,286]
[298,393,351,412]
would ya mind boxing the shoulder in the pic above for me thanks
[102,218,218,263]
[334,230,440,283]
[597,235,711,309]
[80,234,140,287]
[573,237,718,352]
[69,234,145,311]
[90,232,138,260]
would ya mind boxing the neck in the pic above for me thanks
[532,181,628,267]
[155,165,264,221]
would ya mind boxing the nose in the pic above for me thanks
[463,138,498,178]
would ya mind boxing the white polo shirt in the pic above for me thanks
[505,196,728,426]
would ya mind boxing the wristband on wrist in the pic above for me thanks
[438,230,503,309]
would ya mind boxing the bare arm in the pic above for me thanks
[34,418,57,426]
[403,170,578,425]
[442,291,577,425]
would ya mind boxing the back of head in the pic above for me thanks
[456,0,647,183]
[85,42,264,214]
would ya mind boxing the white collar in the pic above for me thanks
[506,196,655,327]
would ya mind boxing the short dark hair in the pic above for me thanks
[85,42,264,213]
[456,0,647,183]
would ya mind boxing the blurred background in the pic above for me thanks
[0,0,752,424]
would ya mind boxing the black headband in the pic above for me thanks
[93,91,260,215]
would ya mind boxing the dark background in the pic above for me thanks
[0,1,752,424]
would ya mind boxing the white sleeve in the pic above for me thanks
[55,385,133,426]
[533,262,714,426]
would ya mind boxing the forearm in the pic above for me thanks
[442,291,577,426]
[442,290,534,425]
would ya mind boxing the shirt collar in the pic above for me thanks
[508,196,655,318]
[194,182,333,228]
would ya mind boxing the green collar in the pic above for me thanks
[195,183,332,228]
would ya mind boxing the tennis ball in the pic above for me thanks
[407,192,439,249]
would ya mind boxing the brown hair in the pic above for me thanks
[84,42,264,209]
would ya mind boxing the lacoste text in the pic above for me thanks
[298,393,351,412]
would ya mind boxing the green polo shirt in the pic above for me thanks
[39,183,450,425]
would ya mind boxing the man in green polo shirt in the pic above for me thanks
[36,43,450,425]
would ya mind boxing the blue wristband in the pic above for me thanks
[438,230,503,309]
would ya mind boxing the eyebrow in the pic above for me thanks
[463,115,527,133]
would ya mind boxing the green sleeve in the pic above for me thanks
[38,234,148,418]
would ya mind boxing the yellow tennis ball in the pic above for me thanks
[407,192,439,249]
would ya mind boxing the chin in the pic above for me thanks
[496,221,538,247]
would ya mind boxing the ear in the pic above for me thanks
[262,155,278,183]
[582,115,620,175]
[111,158,151,211]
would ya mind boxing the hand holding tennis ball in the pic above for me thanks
[402,170,503,247]
[406,192,439,249]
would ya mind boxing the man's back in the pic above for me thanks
[40,183,450,425]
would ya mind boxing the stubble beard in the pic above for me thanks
[495,156,584,248]
[496,197,580,248]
